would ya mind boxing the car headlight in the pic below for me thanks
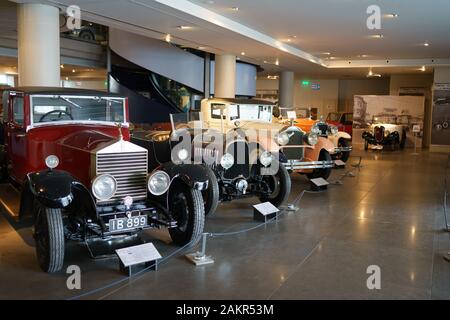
[259,151,273,167]
[276,132,290,146]
[177,149,189,161]
[220,153,234,170]
[92,174,117,201]
[330,125,338,135]
[307,133,319,146]
[45,155,60,169]
[311,124,320,135]
[148,171,171,196]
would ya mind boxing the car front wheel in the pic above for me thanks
[333,139,350,162]
[168,182,205,247]
[307,150,333,180]
[33,203,65,273]
[202,166,220,216]
[259,163,291,208]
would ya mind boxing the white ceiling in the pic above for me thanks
[6,0,450,78]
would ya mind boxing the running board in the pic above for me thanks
[0,183,21,221]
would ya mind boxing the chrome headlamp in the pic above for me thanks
[220,153,234,170]
[148,171,171,196]
[45,155,59,169]
[275,131,290,146]
[259,151,273,167]
[177,148,189,162]
[311,124,320,135]
[307,133,319,146]
[92,174,117,201]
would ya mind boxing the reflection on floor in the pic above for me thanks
[0,149,449,300]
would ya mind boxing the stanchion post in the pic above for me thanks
[185,233,215,266]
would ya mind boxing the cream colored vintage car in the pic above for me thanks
[201,98,335,180]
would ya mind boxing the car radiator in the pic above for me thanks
[96,151,148,203]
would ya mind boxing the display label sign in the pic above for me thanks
[335,160,346,167]
[311,83,321,90]
[310,178,330,187]
[287,111,297,120]
[413,125,421,133]
[116,243,162,268]
[253,202,280,216]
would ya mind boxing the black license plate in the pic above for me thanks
[109,215,148,232]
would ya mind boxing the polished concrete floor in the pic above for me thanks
[0,149,449,300]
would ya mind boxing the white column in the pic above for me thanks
[279,71,295,113]
[17,3,60,87]
[214,54,236,98]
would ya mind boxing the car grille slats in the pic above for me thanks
[224,141,250,179]
[282,130,305,160]
[96,151,148,203]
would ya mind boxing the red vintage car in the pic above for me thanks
[0,87,208,273]
[326,112,353,136]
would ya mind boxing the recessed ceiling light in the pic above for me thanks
[231,7,239,11]
[385,13,399,18]
[177,26,192,30]
[287,39,292,42]
[420,66,426,72]
[328,56,337,60]
[423,42,430,47]
[72,69,76,73]
[165,34,171,42]
[275,60,280,66]
[197,46,206,50]
[358,54,369,58]
[65,77,69,81]
[241,52,246,55]
[263,61,268,64]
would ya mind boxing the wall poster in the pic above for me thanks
[353,95,425,148]
[431,84,450,146]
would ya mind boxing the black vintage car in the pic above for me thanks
[362,116,407,150]
[0,88,209,273]
[131,113,291,216]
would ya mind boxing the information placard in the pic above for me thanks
[116,243,162,268]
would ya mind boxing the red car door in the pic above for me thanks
[6,94,28,183]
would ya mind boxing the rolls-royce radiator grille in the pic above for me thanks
[96,152,148,203]
[282,131,305,160]
[224,141,250,180]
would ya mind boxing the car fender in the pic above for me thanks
[159,163,209,191]
[305,137,335,160]
[27,170,75,209]
[336,131,352,141]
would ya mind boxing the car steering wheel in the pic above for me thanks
[39,110,74,122]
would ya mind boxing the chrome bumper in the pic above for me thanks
[334,146,353,153]
[283,160,335,171]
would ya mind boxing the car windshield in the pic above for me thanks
[327,113,340,122]
[31,95,125,124]
[228,104,273,123]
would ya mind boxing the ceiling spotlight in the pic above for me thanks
[287,39,292,42]
[322,52,331,55]
[367,69,381,78]
[231,7,239,11]
[241,52,246,56]
[263,60,268,64]
[275,60,280,66]
[60,64,64,69]
[358,54,369,58]
[65,77,69,81]
[197,46,206,50]
[420,66,426,72]
[177,26,192,30]
[423,42,430,47]
[72,69,76,73]
[385,13,399,18]
[165,34,172,42]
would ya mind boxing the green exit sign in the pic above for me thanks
[301,80,310,86]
